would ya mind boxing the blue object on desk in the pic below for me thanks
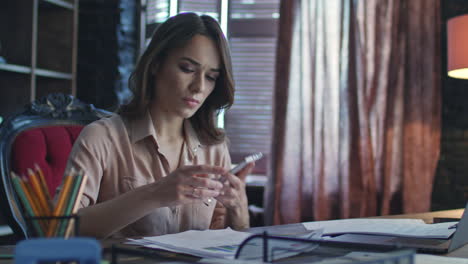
[14,238,101,264]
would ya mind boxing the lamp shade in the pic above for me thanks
[447,14,468,79]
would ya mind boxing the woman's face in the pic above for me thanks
[152,34,221,119]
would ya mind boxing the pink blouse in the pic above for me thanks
[65,110,231,237]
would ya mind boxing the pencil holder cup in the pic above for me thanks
[25,214,80,238]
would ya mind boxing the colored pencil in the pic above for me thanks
[65,173,87,238]
[47,173,74,237]
[27,169,51,216]
[57,173,83,237]
[11,172,45,237]
[20,176,50,232]
[11,167,87,237]
[34,164,53,206]
[20,176,43,216]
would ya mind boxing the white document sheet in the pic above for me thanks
[343,252,468,264]
[415,254,468,264]
[302,218,457,239]
[127,228,324,260]
[0,225,13,236]
[127,228,252,259]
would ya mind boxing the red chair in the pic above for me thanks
[0,94,110,240]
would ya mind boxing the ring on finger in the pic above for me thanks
[192,187,198,198]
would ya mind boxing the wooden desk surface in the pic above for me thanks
[374,209,464,224]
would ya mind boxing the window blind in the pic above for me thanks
[225,0,279,173]
[178,0,220,21]
[225,37,277,173]
[146,0,170,24]
[230,0,280,19]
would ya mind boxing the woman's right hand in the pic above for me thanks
[148,165,226,207]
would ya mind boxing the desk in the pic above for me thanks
[373,209,464,224]
[1,208,467,263]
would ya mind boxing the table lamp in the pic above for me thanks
[447,14,468,79]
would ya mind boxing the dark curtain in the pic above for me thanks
[264,0,441,225]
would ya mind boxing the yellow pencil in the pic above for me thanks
[47,173,74,237]
[20,176,43,216]
[65,173,88,238]
[27,169,51,216]
[18,175,47,233]
[34,164,53,206]
[11,172,45,236]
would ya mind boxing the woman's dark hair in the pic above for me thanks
[119,12,234,145]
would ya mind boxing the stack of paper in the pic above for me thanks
[128,228,252,259]
[128,228,324,261]
[302,218,457,239]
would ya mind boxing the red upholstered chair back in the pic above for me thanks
[0,94,110,240]
[11,126,84,198]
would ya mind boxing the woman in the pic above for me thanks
[65,12,254,238]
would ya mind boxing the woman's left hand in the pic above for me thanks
[216,162,255,230]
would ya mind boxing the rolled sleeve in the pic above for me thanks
[65,122,110,208]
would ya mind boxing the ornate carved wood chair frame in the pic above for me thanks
[0,94,110,239]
